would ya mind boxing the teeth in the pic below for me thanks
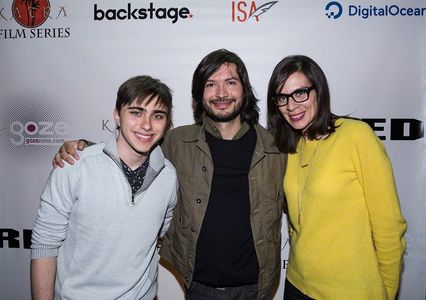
[135,133,152,141]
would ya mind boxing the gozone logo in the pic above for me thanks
[232,1,278,22]
[10,120,69,146]
[94,3,192,24]
[0,93,71,162]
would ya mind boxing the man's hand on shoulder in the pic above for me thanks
[52,140,88,168]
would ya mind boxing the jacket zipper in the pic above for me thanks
[104,149,136,206]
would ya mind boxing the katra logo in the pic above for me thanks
[12,0,50,28]
[232,1,278,22]
[1,1,69,39]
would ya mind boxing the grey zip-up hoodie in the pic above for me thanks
[31,130,178,299]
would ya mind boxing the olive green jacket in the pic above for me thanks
[159,120,287,300]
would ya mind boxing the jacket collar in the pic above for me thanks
[103,129,165,191]
[182,117,251,141]
[179,118,280,154]
[178,118,279,166]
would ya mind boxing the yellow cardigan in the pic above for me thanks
[284,118,407,300]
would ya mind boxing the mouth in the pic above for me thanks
[134,132,154,142]
[210,98,235,109]
[288,112,305,122]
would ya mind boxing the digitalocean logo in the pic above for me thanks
[325,1,343,19]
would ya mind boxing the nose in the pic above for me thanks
[286,97,298,111]
[217,84,228,98]
[140,115,152,131]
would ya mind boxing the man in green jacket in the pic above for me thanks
[53,49,286,299]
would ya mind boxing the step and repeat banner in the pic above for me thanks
[1,0,425,299]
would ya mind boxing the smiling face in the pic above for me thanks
[202,63,244,123]
[278,71,318,134]
[114,96,168,166]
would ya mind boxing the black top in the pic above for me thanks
[193,126,259,287]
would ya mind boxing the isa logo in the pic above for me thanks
[231,0,278,22]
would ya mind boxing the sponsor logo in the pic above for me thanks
[0,1,70,39]
[101,119,115,133]
[93,3,193,24]
[0,228,32,249]
[325,1,426,20]
[0,92,71,162]
[325,1,343,19]
[232,0,278,22]
[12,0,50,28]
[362,118,423,141]
[281,237,289,269]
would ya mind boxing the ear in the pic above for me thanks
[113,109,121,128]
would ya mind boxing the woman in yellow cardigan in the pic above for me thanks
[267,55,407,300]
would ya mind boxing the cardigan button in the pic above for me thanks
[196,198,201,204]
[202,166,207,172]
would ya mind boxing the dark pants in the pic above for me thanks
[185,281,258,300]
[283,279,315,300]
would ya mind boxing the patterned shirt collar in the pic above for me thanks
[120,159,149,197]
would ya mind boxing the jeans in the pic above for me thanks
[185,281,258,300]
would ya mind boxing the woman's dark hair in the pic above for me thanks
[267,55,337,153]
[192,49,259,125]
[116,75,173,132]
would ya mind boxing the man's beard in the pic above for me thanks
[203,98,244,123]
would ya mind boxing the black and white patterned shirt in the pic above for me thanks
[121,159,149,197]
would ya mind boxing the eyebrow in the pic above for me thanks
[127,106,168,115]
[206,76,240,83]
[278,87,310,96]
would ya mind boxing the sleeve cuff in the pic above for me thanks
[31,247,58,260]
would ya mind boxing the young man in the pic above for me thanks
[53,49,287,299]
[31,75,178,300]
